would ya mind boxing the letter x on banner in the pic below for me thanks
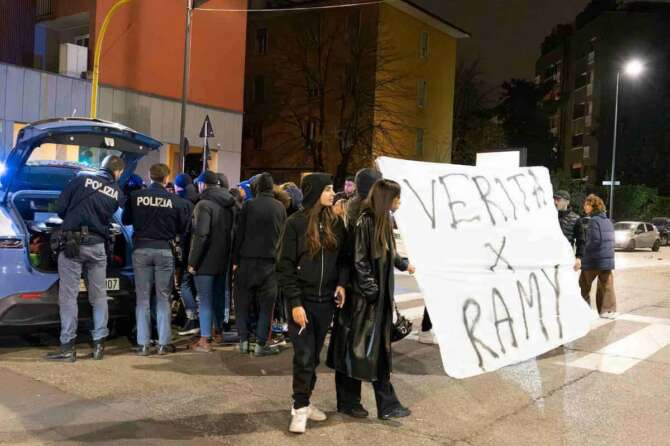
[376,156,596,379]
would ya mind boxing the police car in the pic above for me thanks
[0,118,161,336]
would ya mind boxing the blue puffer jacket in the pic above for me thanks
[582,212,615,271]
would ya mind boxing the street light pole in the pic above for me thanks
[90,0,132,118]
[609,71,620,219]
[178,0,194,173]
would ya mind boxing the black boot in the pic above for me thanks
[91,340,105,360]
[46,342,76,362]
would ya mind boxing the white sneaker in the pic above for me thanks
[289,406,309,434]
[308,405,327,421]
[418,330,438,345]
[600,311,618,320]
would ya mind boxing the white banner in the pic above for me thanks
[377,156,596,379]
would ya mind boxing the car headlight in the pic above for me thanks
[615,232,627,243]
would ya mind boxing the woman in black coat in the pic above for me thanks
[277,173,348,434]
[327,179,415,421]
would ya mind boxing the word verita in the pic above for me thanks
[403,169,549,229]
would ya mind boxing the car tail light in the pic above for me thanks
[0,238,24,249]
[19,292,45,300]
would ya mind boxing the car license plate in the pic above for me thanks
[79,278,120,292]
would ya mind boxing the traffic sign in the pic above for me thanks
[199,115,215,138]
[602,180,621,186]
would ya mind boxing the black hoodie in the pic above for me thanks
[188,186,236,275]
[277,173,349,310]
[233,172,287,263]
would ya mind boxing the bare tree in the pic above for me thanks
[255,7,413,184]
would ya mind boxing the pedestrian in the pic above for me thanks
[554,190,585,271]
[47,155,125,362]
[165,182,176,195]
[122,164,191,356]
[212,172,234,338]
[281,182,303,216]
[123,174,145,197]
[174,173,199,204]
[233,172,287,356]
[277,173,348,434]
[343,176,355,199]
[173,173,199,336]
[327,179,415,421]
[579,194,617,318]
[346,168,382,229]
[188,171,236,352]
[238,179,254,202]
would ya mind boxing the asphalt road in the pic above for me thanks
[0,248,669,445]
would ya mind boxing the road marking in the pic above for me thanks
[616,313,670,326]
[565,324,670,374]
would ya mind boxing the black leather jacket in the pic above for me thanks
[327,209,408,382]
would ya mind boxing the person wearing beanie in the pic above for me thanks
[175,173,199,204]
[277,173,348,434]
[282,182,304,216]
[233,172,287,356]
[346,168,383,229]
[554,189,585,272]
[238,180,253,202]
[188,171,236,352]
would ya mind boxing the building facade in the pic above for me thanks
[241,0,468,184]
[536,1,670,192]
[0,0,247,184]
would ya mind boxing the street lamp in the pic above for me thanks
[609,59,645,218]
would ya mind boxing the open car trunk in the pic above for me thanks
[12,190,130,275]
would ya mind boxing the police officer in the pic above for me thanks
[47,155,125,362]
[122,164,191,356]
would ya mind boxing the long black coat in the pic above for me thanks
[327,209,408,382]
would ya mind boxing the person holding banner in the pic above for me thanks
[277,173,349,434]
[328,179,414,421]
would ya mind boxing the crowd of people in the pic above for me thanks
[44,154,615,434]
[45,157,419,433]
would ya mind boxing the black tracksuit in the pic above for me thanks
[233,173,287,344]
[277,173,348,409]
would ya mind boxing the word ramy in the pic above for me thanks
[462,266,562,371]
[84,178,119,200]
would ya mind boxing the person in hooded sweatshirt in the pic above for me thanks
[277,173,348,434]
[187,171,236,352]
[233,172,287,356]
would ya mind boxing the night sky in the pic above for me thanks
[412,0,591,97]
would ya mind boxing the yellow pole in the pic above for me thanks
[90,0,132,118]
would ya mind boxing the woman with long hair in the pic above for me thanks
[277,173,348,434]
[328,179,415,421]
[580,194,617,318]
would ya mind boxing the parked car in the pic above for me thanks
[614,221,661,252]
[0,117,161,335]
[651,217,670,246]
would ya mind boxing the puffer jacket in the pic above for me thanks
[582,212,615,271]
